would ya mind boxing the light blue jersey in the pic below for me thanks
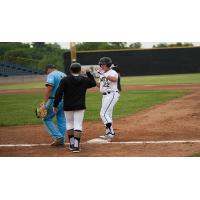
[43,70,67,143]
[46,70,66,97]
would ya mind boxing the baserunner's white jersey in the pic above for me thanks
[99,69,118,93]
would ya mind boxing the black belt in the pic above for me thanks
[102,91,119,95]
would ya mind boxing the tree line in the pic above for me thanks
[0,42,67,70]
[153,42,193,48]
[75,42,142,51]
[76,42,194,50]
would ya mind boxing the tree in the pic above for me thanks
[4,49,30,58]
[0,42,65,70]
[183,42,193,47]
[153,42,194,48]
[108,42,127,49]
[76,42,98,51]
[153,43,168,48]
[32,42,45,49]
[0,42,30,56]
[98,43,113,50]
[168,42,193,47]
[76,42,112,51]
[76,42,128,51]
[129,42,142,48]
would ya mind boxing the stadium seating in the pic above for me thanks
[0,61,44,77]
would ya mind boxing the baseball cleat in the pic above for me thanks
[50,138,63,147]
[99,133,115,141]
[56,143,65,147]
[72,147,80,153]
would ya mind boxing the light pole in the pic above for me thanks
[70,42,77,63]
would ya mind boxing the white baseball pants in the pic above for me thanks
[64,110,85,131]
[100,92,120,125]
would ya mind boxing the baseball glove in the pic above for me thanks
[35,102,47,119]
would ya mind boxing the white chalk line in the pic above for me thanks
[0,144,51,147]
[0,139,200,147]
[108,140,200,144]
[86,138,200,144]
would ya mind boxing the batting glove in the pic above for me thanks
[96,67,105,75]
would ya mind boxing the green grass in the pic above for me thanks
[122,73,200,85]
[0,73,200,90]
[189,153,200,157]
[0,82,45,90]
[0,90,189,126]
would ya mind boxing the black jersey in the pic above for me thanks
[54,72,96,111]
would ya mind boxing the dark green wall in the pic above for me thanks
[63,47,200,76]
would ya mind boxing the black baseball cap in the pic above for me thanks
[44,64,56,73]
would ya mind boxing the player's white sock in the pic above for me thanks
[69,137,74,145]
[74,130,81,148]
[68,129,75,146]
[74,138,80,148]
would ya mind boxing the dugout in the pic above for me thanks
[63,46,200,76]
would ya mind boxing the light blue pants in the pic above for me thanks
[43,99,66,143]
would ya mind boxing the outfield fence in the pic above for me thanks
[64,46,200,76]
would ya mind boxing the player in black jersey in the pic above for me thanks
[54,63,96,152]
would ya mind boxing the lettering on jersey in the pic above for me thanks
[100,77,110,88]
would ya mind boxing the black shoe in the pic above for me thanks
[50,138,63,147]
[57,143,65,147]
[69,144,74,151]
[72,147,80,153]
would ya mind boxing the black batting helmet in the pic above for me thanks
[98,57,112,67]
[70,62,81,74]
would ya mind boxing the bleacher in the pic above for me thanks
[0,61,44,77]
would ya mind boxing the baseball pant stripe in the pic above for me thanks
[103,93,115,124]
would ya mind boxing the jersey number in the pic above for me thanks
[103,80,110,88]
[101,77,110,88]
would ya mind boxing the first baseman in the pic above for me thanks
[43,64,67,146]
[96,57,120,141]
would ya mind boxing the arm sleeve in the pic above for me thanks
[118,75,122,91]
[53,79,65,107]
[86,72,97,88]
[45,74,55,87]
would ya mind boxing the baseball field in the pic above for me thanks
[0,73,200,156]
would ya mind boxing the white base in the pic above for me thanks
[86,138,110,144]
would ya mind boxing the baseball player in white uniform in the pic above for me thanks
[96,57,120,141]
